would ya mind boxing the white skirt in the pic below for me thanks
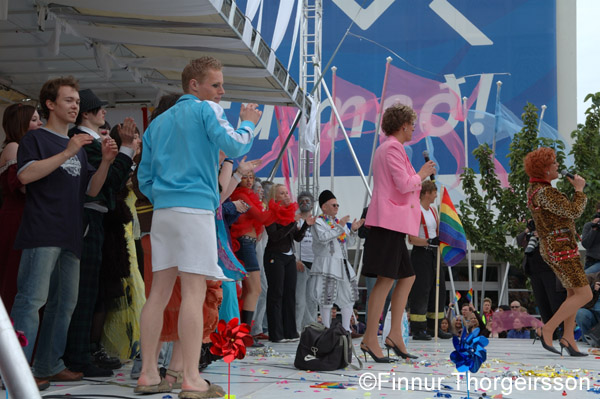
[150,208,227,280]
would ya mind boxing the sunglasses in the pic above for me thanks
[511,306,519,309]
[331,204,339,208]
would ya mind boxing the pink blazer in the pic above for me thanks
[365,136,422,235]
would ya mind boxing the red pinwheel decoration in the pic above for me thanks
[210,318,253,398]
[210,318,253,363]
[450,327,488,399]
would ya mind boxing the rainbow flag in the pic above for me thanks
[439,187,467,266]
[466,288,474,303]
[455,291,461,303]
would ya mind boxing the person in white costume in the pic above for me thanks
[309,190,364,332]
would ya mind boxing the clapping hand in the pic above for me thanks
[339,215,350,226]
[118,117,137,148]
[236,156,262,175]
[351,218,365,232]
[101,137,118,162]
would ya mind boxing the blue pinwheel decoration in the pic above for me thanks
[450,327,489,373]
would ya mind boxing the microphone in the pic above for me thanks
[423,150,435,182]
[561,170,587,187]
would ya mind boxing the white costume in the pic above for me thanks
[309,215,359,327]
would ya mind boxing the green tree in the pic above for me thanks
[568,92,600,231]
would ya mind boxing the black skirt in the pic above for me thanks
[362,226,414,279]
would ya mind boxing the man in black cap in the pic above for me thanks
[63,89,138,376]
[309,189,364,332]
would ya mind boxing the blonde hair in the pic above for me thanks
[267,184,286,203]
[181,57,222,93]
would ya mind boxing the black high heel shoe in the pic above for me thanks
[533,328,561,355]
[384,337,418,359]
[559,338,588,357]
[359,342,394,363]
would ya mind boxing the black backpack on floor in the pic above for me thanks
[294,319,362,371]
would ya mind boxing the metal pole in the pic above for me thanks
[462,96,468,170]
[330,66,337,191]
[268,111,302,181]
[0,299,42,399]
[317,64,372,197]
[537,104,547,133]
[353,56,392,272]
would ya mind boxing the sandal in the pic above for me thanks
[166,369,183,389]
[179,380,225,399]
[134,376,172,394]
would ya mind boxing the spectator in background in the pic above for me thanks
[482,297,494,324]
[264,184,314,343]
[518,220,566,325]
[582,203,600,274]
[507,317,531,339]
[575,272,600,345]
[350,309,366,336]
[294,191,318,334]
[0,104,42,314]
[64,89,137,377]
[407,181,450,340]
[11,76,117,387]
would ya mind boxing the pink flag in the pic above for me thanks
[320,75,380,165]
[381,65,465,177]
[258,105,299,193]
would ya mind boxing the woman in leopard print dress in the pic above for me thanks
[525,147,592,356]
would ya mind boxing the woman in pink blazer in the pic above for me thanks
[360,103,436,362]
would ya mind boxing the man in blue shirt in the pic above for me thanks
[135,57,262,397]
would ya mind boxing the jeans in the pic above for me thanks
[11,247,80,377]
[576,298,600,344]
[584,261,600,274]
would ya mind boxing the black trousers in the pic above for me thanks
[408,246,447,332]
[530,270,566,323]
[264,251,298,341]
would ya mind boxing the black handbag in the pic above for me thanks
[294,319,362,371]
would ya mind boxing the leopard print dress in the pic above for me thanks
[527,182,588,288]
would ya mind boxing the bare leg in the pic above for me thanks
[242,270,261,312]
[179,272,210,392]
[385,275,416,353]
[542,285,592,350]
[361,277,395,358]
[138,268,178,387]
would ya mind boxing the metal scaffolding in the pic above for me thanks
[297,0,322,199]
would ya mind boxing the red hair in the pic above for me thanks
[524,147,555,179]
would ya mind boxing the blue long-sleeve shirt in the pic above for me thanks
[138,95,254,211]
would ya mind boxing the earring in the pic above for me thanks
[547,171,550,175]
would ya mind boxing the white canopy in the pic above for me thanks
[0,0,309,107]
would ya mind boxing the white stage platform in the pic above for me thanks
[6,338,600,398]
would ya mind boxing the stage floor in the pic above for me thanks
[8,337,600,398]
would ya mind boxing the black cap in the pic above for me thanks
[79,89,108,113]
[318,190,336,208]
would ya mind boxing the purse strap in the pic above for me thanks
[342,336,363,370]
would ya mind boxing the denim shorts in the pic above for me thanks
[236,237,260,272]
